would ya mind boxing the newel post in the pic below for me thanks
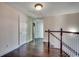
[60,28,63,57]
[48,29,50,54]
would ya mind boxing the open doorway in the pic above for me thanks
[32,19,44,39]
[32,19,44,50]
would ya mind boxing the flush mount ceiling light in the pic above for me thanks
[34,3,43,11]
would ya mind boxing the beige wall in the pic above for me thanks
[44,13,79,56]
[0,3,32,56]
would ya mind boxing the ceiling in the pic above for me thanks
[5,2,79,18]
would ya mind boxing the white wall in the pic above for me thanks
[44,13,79,56]
[19,13,32,45]
[0,3,32,56]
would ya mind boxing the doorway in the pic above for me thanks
[32,19,44,50]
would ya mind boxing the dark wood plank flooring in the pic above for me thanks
[2,39,69,57]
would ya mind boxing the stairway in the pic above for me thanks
[43,42,69,57]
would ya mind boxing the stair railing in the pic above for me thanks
[45,28,79,57]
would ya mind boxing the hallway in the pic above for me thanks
[3,39,69,57]
[0,2,79,57]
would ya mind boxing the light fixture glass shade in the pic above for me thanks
[34,3,43,11]
[36,5,42,10]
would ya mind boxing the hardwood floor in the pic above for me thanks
[2,39,69,57]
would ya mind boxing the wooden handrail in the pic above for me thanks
[50,32,60,40]
[45,30,79,34]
